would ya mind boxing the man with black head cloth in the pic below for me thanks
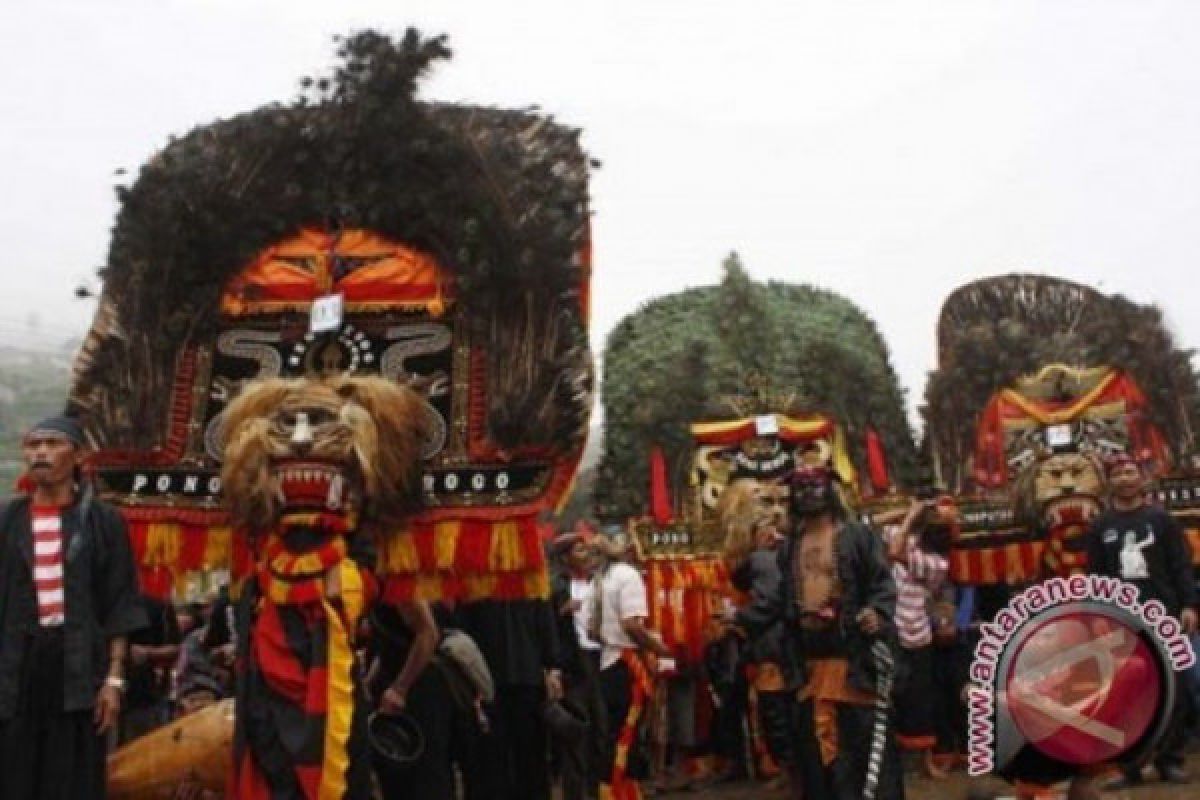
[734,464,903,800]
[0,415,147,798]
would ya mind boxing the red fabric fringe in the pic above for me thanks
[865,427,890,494]
[649,446,673,525]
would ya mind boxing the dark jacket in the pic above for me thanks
[730,549,786,666]
[0,491,147,717]
[549,564,586,678]
[454,598,562,687]
[736,520,897,694]
[1085,504,1197,616]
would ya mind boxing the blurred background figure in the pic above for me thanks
[549,527,606,800]
[172,587,234,715]
[453,592,562,800]
[121,596,181,743]
[883,495,951,779]
[719,479,794,796]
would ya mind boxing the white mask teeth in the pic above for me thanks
[326,474,344,510]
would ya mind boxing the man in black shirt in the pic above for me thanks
[1086,454,1197,787]
[454,598,563,800]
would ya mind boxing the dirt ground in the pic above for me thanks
[661,753,1200,799]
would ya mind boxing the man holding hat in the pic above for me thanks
[0,415,146,798]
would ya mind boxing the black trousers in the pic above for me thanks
[931,637,970,756]
[710,663,749,776]
[757,689,795,767]
[1124,681,1195,777]
[0,629,106,800]
[793,698,905,800]
[559,650,606,800]
[599,658,653,784]
[893,646,935,750]
[460,684,550,800]
[374,665,456,800]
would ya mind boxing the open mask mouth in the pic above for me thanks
[1043,494,1101,530]
[271,460,352,513]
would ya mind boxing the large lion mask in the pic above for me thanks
[717,477,789,564]
[220,376,431,531]
[1013,450,1105,530]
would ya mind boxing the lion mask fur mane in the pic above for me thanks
[220,375,431,531]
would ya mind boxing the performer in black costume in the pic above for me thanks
[736,465,904,800]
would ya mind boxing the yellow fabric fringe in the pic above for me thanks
[318,560,363,800]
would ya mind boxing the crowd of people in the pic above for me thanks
[3,413,1200,800]
[350,454,1200,800]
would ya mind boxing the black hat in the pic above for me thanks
[26,415,85,447]
[368,711,425,768]
[178,673,224,700]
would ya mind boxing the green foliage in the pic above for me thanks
[0,356,72,491]
[555,465,597,529]
[712,253,776,386]
[594,258,917,521]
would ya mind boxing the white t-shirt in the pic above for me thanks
[570,577,602,652]
[598,562,650,670]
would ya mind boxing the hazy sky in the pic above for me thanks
[3,1,1199,425]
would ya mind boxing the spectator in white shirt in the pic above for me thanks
[589,532,671,800]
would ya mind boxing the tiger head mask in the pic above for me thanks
[220,375,432,532]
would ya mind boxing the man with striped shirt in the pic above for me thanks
[0,415,146,799]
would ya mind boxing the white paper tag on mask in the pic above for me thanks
[755,415,779,436]
[310,293,344,334]
[1045,424,1072,449]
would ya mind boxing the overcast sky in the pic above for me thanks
[3,1,1198,425]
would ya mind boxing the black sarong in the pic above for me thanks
[0,628,107,799]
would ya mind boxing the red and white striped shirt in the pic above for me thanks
[884,526,948,650]
[31,506,66,627]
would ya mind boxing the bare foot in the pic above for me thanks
[923,749,948,780]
